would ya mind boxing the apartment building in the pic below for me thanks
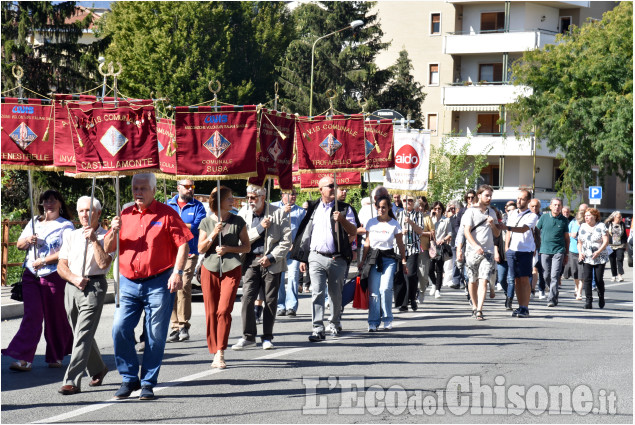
[375,1,628,212]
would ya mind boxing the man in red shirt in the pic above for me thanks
[105,173,192,401]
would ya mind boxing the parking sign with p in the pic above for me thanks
[589,186,602,205]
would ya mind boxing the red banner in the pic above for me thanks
[364,119,394,170]
[300,171,361,189]
[67,100,159,176]
[249,109,295,190]
[1,98,54,169]
[296,115,366,173]
[157,118,176,177]
[174,106,258,179]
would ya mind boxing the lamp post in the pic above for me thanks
[309,19,364,117]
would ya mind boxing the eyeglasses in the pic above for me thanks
[180,184,195,189]
[449,207,455,210]
[467,195,474,199]
[246,195,261,200]
[321,184,335,189]
[407,199,415,203]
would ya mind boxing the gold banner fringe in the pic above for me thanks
[174,172,257,181]
[0,164,59,171]
[385,189,429,197]
[296,167,365,174]
[72,168,162,178]
[154,172,179,181]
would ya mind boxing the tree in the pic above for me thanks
[99,1,295,106]
[426,136,489,206]
[378,49,426,127]
[508,2,632,195]
[1,1,105,95]
[278,1,391,116]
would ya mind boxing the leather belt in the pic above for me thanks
[315,250,339,258]
[86,274,106,279]
[133,272,164,282]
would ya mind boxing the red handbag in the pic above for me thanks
[353,276,369,310]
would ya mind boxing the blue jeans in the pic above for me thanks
[277,257,301,312]
[496,262,509,293]
[112,270,175,388]
[368,258,396,327]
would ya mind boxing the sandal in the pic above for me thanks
[48,361,63,368]
[475,311,484,321]
[471,310,477,318]
[9,360,32,372]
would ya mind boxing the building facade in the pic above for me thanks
[375,1,628,213]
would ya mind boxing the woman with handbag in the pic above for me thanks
[198,186,250,369]
[360,195,406,332]
[605,211,627,282]
[578,208,609,309]
[2,190,74,372]
[429,202,452,298]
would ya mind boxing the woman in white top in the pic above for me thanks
[429,201,452,298]
[2,190,75,372]
[577,208,609,309]
[361,195,406,332]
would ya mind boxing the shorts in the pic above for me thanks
[506,250,533,279]
[466,250,494,282]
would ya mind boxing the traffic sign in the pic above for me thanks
[589,186,602,204]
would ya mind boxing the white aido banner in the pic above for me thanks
[384,129,430,194]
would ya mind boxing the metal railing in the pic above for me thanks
[446,27,559,36]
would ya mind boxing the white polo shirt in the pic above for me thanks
[507,209,539,252]
[59,226,114,276]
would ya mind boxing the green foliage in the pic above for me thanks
[100,1,295,107]
[378,49,426,127]
[1,1,105,95]
[508,2,633,196]
[293,187,365,213]
[278,1,391,116]
[426,136,489,205]
[2,223,26,284]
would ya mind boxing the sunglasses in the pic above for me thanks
[321,184,335,189]
[180,184,195,189]
[407,199,415,203]
[467,195,474,199]
[246,195,261,200]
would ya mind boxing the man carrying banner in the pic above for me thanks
[232,185,291,350]
[166,179,206,342]
[291,176,358,342]
[57,196,113,395]
[105,173,193,401]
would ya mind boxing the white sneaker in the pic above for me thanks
[262,340,274,350]
[368,324,378,332]
[434,290,441,299]
[611,276,617,282]
[429,286,436,296]
[539,291,546,299]
[418,292,425,303]
[231,338,256,351]
[618,275,624,282]
[383,322,393,331]
[496,283,504,291]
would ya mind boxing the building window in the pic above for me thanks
[429,64,439,86]
[427,113,438,135]
[431,13,441,35]
[559,16,572,34]
[480,164,500,188]
[627,173,633,194]
[478,63,503,83]
[477,114,500,134]
[481,12,505,33]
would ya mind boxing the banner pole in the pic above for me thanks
[264,179,271,253]
[217,180,222,277]
[115,176,120,307]
[81,177,96,277]
[333,172,340,252]
[27,170,38,266]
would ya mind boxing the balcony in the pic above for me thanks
[446,133,560,158]
[443,84,532,107]
[444,29,557,54]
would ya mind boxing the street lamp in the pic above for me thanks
[309,19,364,117]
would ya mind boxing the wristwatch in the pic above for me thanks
[175,269,184,276]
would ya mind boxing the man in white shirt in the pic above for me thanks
[505,190,540,318]
[463,185,503,319]
[57,196,114,395]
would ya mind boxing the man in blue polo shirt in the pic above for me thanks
[536,197,569,307]
[166,179,207,341]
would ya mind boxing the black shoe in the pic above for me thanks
[410,299,418,311]
[399,306,408,312]
[276,309,286,316]
[179,328,190,341]
[139,386,154,401]
[308,330,325,342]
[512,308,521,317]
[114,380,141,399]
[599,297,605,309]
[584,303,593,309]
[547,302,555,307]
[450,283,460,289]
[286,309,296,317]
[167,329,179,343]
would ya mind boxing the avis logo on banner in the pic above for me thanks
[384,130,430,193]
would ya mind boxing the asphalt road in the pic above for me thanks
[1,267,632,424]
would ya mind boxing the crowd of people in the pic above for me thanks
[2,174,629,401]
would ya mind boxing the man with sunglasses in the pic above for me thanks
[450,190,477,290]
[291,176,358,342]
[166,180,207,343]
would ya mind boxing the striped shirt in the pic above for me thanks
[396,210,429,256]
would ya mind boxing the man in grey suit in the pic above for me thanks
[232,184,291,350]
[57,196,113,395]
